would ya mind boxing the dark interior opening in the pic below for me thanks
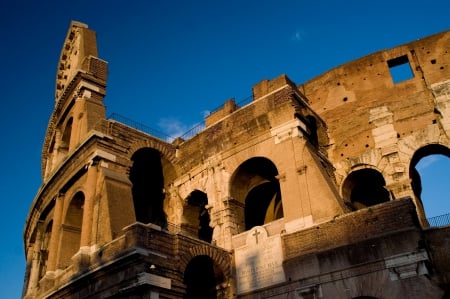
[245,182,282,230]
[230,157,283,231]
[184,255,219,299]
[130,148,166,227]
[342,168,390,210]
[186,190,213,242]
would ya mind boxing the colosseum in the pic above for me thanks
[22,21,450,298]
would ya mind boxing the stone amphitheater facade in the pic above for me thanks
[23,21,450,298]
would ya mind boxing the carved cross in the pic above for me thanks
[252,229,261,244]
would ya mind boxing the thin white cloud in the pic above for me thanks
[158,117,190,138]
[416,155,440,172]
[202,110,211,118]
[291,29,306,42]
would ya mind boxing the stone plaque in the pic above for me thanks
[234,226,286,294]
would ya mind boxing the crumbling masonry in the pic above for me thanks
[23,21,450,298]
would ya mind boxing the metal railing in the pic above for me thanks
[108,95,254,142]
[427,212,450,228]
[108,113,175,142]
[179,122,206,140]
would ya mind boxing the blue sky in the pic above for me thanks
[1,0,449,297]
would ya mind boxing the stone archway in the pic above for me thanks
[184,255,221,299]
[183,190,213,242]
[342,167,390,210]
[129,148,167,226]
[410,143,450,224]
[58,191,84,269]
[179,245,231,299]
[229,157,283,232]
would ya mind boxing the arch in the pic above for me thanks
[61,117,73,152]
[129,147,170,227]
[179,245,231,279]
[409,144,450,221]
[183,255,225,299]
[58,191,84,269]
[342,167,390,210]
[128,139,178,167]
[183,190,213,243]
[230,157,283,231]
[353,297,378,299]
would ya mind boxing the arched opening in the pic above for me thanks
[410,144,450,225]
[353,297,378,299]
[230,157,283,231]
[39,220,52,279]
[61,117,73,152]
[45,138,56,176]
[129,148,167,227]
[59,191,84,269]
[183,190,213,243]
[184,255,224,299]
[342,168,390,210]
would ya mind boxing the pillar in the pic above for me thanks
[26,221,43,294]
[80,160,98,250]
[46,194,64,271]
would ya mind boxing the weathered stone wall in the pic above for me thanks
[301,31,450,203]
[23,22,450,299]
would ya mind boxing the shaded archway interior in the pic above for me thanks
[230,157,283,231]
[342,168,390,210]
[183,255,224,299]
[129,148,167,227]
[184,190,213,243]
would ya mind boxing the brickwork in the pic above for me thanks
[283,198,419,260]
[23,22,450,299]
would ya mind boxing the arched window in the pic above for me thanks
[230,157,283,231]
[129,148,167,227]
[184,255,224,299]
[61,117,73,152]
[183,190,213,243]
[58,191,84,269]
[342,168,390,210]
[410,144,450,226]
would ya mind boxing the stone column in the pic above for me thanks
[80,160,98,251]
[26,221,43,294]
[46,194,64,272]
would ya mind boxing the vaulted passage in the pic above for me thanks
[230,157,283,231]
[130,148,167,226]
[342,168,390,210]
[184,255,224,299]
[183,190,213,242]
